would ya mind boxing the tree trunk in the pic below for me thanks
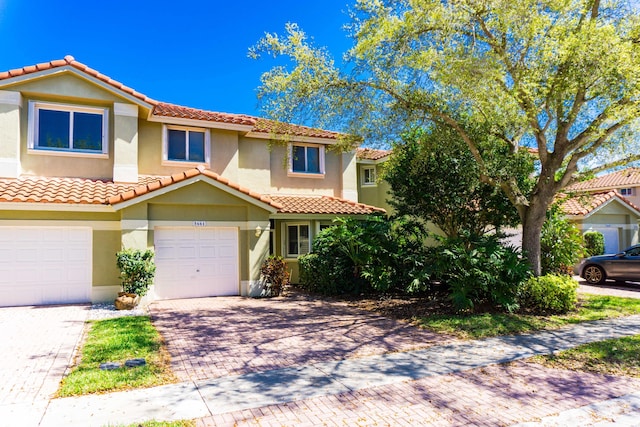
[521,201,551,276]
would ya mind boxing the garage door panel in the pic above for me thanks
[154,227,239,299]
[0,227,92,307]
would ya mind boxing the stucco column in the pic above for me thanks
[341,151,358,201]
[113,103,139,183]
[0,91,22,178]
[246,221,271,296]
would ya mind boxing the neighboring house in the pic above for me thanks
[562,169,640,253]
[356,148,393,213]
[0,56,384,307]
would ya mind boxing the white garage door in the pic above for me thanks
[0,227,92,307]
[154,227,239,299]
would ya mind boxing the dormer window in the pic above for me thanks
[163,125,210,165]
[28,101,108,155]
[288,143,325,177]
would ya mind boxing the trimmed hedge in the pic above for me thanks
[520,274,578,313]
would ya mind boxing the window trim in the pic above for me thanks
[620,188,634,196]
[284,222,311,258]
[361,165,377,186]
[162,124,211,166]
[288,143,325,178]
[27,101,109,157]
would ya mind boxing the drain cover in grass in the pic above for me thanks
[99,362,121,370]
[124,358,146,367]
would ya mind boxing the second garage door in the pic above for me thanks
[154,227,239,299]
[0,227,92,307]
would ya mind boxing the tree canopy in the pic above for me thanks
[251,0,640,274]
[384,124,532,238]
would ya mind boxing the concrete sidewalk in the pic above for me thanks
[40,315,640,426]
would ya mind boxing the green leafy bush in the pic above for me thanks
[520,274,578,313]
[115,249,156,296]
[260,255,290,297]
[430,233,530,312]
[541,206,584,275]
[584,231,605,256]
[298,216,431,295]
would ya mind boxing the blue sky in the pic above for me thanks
[0,0,353,116]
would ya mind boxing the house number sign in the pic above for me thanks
[193,221,207,227]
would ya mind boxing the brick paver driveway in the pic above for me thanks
[0,304,87,424]
[150,294,456,382]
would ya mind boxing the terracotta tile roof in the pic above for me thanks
[270,195,385,215]
[251,119,341,140]
[0,55,156,105]
[0,176,144,204]
[559,191,640,216]
[152,102,257,126]
[566,168,640,192]
[107,166,279,208]
[356,148,392,161]
[0,168,384,215]
[0,56,341,140]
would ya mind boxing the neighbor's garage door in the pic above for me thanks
[154,227,239,299]
[0,227,92,307]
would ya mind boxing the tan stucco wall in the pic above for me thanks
[18,96,115,179]
[357,163,393,213]
[269,144,342,196]
[238,136,271,194]
[93,230,121,287]
[211,130,239,182]
[0,92,21,177]
[3,73,128,104]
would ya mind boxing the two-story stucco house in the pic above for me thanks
[0,56,384,307]
[562,169,640,254]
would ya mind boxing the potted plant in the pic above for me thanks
[114,249,156,310]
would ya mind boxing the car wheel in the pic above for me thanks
[583,265,606,285]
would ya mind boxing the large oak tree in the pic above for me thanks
[251,0,640,274]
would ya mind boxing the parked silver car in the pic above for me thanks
[578,245,640,285]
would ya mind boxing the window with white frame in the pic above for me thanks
[362,166,377,185]
[163,125,209,163]
[290,144,324,175]
[286,224,310,257]
[620,188,634,196]
[28,101,108,154]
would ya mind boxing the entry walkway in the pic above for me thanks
[40,315,640,426]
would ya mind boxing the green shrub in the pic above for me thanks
[298,216,431,295]
[115,249,156,296]
[520,274,578,313]
[541,206,584,274]
[584,231,605,256]
[259,255,290,297]
[430,233,531,312]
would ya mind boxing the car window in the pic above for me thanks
[627,247,640,256]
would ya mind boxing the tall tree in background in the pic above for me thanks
[251,0,640,274]
[384,124,532,238]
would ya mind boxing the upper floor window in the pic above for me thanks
[362,166,377,186]
[28,101,108,155]
[289,144,324,177]
[620,188,634,196]
[163,125,210,164]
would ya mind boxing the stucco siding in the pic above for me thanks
[269,144,342,196]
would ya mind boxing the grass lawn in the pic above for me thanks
[529,334,640,378]
[414,294,640,339]
[58,316,176,397]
